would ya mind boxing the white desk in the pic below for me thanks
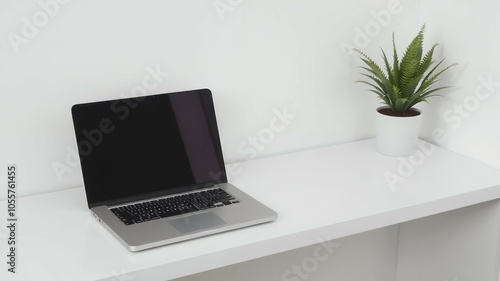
[2,139,500,281]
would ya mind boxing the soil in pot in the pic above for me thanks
[378,107,421,117]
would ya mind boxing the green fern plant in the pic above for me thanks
[355,24,457,115]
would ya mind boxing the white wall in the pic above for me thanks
[418,0,500,170]
[6,0,500,201]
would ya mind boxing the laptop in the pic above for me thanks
[71,88,277,251]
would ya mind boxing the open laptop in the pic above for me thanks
[71,88,277,251]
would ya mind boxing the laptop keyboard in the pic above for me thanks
[110,188,240,225]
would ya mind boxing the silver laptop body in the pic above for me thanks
[71,89,277,251]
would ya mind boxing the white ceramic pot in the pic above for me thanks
[375,106,422,156]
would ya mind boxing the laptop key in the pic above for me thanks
[157,212,170,218]
[157,209,179,218]
[194,202,209,210]
[183,206,199,213]
[111,188,239,225]
[120,217,134,224]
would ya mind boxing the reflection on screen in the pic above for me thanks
[71,89,226,207]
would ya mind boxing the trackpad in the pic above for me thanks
[169,212,226,234]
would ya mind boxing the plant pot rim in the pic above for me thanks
[376,106,421,118]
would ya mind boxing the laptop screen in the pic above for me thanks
[71,89,227,208]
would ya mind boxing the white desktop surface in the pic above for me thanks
[2,139,500,281]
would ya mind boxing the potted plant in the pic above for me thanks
[354,24,457,156]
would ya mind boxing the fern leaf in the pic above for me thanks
[420,86,452,99]
[400,25,425,79]
[381,48,394,84]
[417,61,457,93]
[399,59,419,95]
[405,91,426,110]
[356,80,385,96]
[392,33,400,85]
[395,98,407,112]
[359,73,386,92]
[353,24,456,113]
[417,44,437,77]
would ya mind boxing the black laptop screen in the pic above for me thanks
[71,89,227,208]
